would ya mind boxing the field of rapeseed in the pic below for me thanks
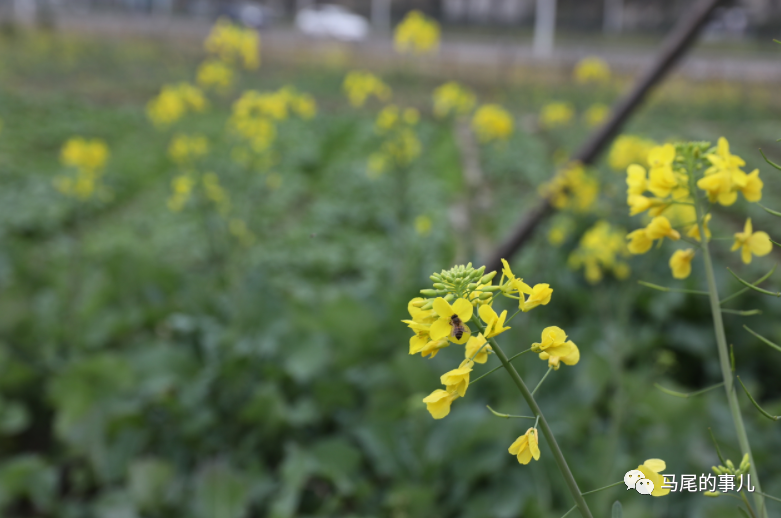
[0,12,779,518]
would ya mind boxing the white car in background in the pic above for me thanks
[295,4,370,42]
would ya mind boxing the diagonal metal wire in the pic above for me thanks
[484,0,725,274]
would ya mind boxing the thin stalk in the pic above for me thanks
[581,480,624,496]
[470,348,531,385]
[638,280,709,296]
[470,316,594,518]
[486,406,535,419]
[740,492,758,518]
[722,309,761,316]
[689,155,767,517]
[743,325,781,354]
[532,367,553,396]
[654,382,723,398]
[720,265,777,305]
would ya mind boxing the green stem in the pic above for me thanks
[470,316,594,518]
[741,491,758,518]
[721,309,761,316]
[532,367,553,396]
[736,377,780,421]
[743,325,781,354]
[504,307,524,324]
[690,155,768,518]
[470,348,531,385]
[581,480,624,496]
[654,382,723,398]
[638,280,709,296]
[486,405,535,419]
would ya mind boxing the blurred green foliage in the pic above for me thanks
[0,29,779,518]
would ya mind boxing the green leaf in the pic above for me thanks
[612,501,623,518]
[128,458,174,511]
[192,462,250,518]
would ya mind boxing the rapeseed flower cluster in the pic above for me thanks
[539,162,599,213]
[343,71,392,108]
[432,81,476,118]
[539,102,574,129]
[573,56,611,84]
[204,18,260,70]
[608,134,656,171]
[394,10,440,55]
[471,104,514,143]
[197,59,235,92]
[583,103,610,127]
[624,139,771,277]
[367,104,421,177]
[405,262,577,467]
[147,83,207,127]
[568,220,630,283]
[228,87,317,155]
[168,134,209,167]
[55,137,110,200]
[167,171,231,215]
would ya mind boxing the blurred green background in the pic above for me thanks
[0,21,779,518]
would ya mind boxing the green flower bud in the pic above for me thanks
[478,292,493,300]
[726,460,735,472]
[712,466,724,476]
[436,290,449,296]
[420,289,438,297]
[739,453,750,471]
[421,301,433,310]
[480,271,497,283]
[703,491,721,497]
[476,265,485,275]
[432,283,446,290]
[444,293,454,303]
[477,285,501,292]
[430,273,442,282]
[467,283,478,290]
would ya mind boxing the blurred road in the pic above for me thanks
[56,14,781,83]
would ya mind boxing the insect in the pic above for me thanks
[449,314,469,340]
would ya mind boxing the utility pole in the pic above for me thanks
[533,0,556,58]
[371,0,391,32]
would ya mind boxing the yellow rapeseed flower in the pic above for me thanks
[432,81,476,118]
[167,134,209,166]
[731,218,772,264]
[204,18,260,69]
[440,359,474,397]
[637,459,671,497]
[541,163,599,213]
[343,71,392,108]
[196,59,234,92]
[56,137,110,200]
[423,389,459,419]
[508,428,540,465]
[573,56,611,84]
[583,103,610,127]
[539,102,574,129]
[568,220,630,283]
[669,249,695,279]
[430,297,473,344]
[608,135,656,171]
[478,304,510,338]
[394,10,440,55]
[531,326,573,357]
[465,334,492,364]
[697,137,762,206]
[147,83,207,127]
[686,213,711,242]
[167,174,194,212]
[539,341,579,370]
[471,104,514,143]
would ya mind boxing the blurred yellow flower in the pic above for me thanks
[432,81,476,118]
[204,18,260,69]
[343,71,392,107]
[539,102,574,129]
[540,163,599,213]
[56,137,110,200]
[731,218,772,264]
[509,428,540,465]
[394,10,440,54]
[686,213,711,242]
[471,104,514,143]
[167,134,209,166]
[167,174,194,212]
[669,249,695,279]
[414,215,432,236]
[196,59,234,92]
[568,220,630,283]
[229,218,256,246]
[573,56,611,84]
[147,83,207,127]
[583,103,610,127]
[608,134,656,171]
[627,216,680,255]
[202,172,231,215]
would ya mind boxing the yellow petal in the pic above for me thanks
[451,298,474,321]
[643,458,666,472]
[432,297,453,317]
